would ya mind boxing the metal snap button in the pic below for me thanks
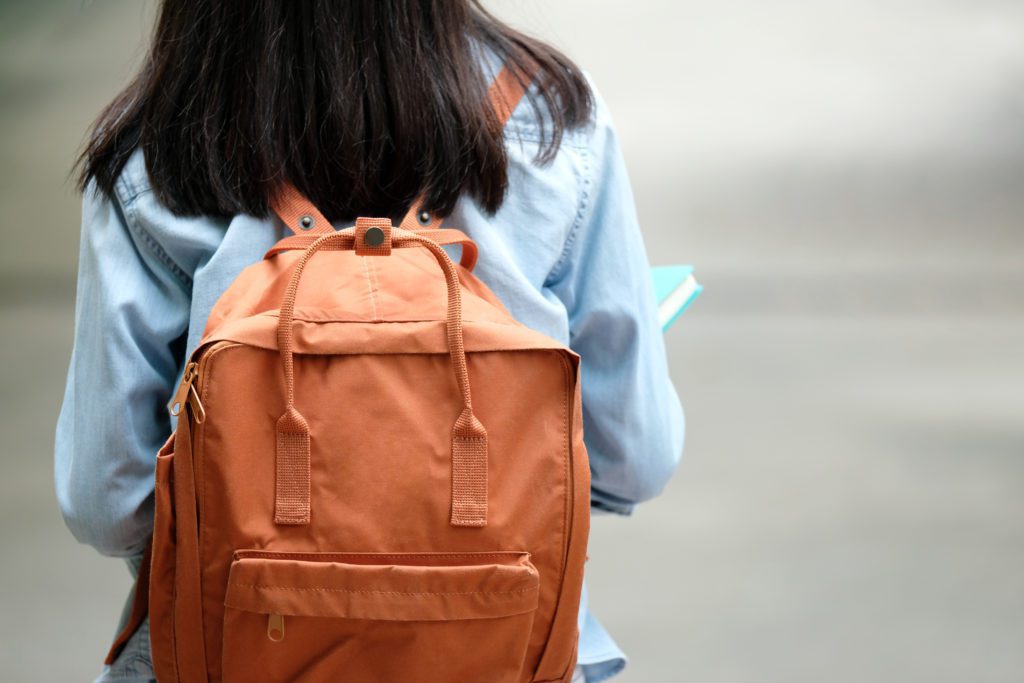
[417,211,432,226]
[364,226,386,247]
[299,215,314,230]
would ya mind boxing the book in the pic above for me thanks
[652,265,702,332]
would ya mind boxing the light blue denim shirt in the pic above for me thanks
[56,73,684,683]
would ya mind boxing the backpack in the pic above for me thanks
[104,65,591,683]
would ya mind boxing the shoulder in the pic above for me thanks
[84,148,234,283]
[457,63,630,288]
[496,40,620,150]
[503,70,612,152]
[110,147,153,210]
[471,40,613,153]
[85,146,159,232]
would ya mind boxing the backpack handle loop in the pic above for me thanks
[264,227,480,271]
[274,220,489,528]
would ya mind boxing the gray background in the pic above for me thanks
[1,1,1022,681]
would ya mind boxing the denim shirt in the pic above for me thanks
[55,73,684,683]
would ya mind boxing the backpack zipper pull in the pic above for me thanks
[169,362,205,423]
[267,613,285,642]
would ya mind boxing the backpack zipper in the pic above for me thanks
[169,361,206,424]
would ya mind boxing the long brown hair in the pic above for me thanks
[77,1,593,222]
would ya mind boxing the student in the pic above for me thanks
[56,2,684,681]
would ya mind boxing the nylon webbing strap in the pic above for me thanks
[397,63,533,232]
[171,411,209,680]
[487,61,532,127]
[451,408,489,527]
[272,182,334,236]
[275,406,311,525]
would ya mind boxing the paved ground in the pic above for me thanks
[1,1,1022,681]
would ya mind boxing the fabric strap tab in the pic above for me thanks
[272,183,335,236]
[354,217,393,257]
[275,406,312,525]
[451,408,489,527]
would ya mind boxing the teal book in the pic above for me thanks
[651,265,702,332]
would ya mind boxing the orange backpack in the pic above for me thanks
[105,66,591,683]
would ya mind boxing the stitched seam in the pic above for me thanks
[235,552,529,561]
[232,584,536,596]
[368,256,384,321]
[503,127,590,150]
[196,343,240,612]
[267,313,514,326]
[360,256,379,321]
[114,174,192,291]
[260,310,529,327]
[559,353,570,580]
[533,352,575,678]
[113,165,153,206]
[198,350,215,610]
[113,167,142,204]
[546,146,592,286]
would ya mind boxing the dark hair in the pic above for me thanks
[77,1,593,222]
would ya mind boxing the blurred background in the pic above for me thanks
[1,1,1022,681]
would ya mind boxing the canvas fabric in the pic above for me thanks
[104,66,592,683]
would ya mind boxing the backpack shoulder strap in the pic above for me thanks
[488,63,533,130]
[274,63,534,235]
[397,63,533,232]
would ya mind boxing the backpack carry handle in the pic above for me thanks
[264,227,480,271]
[274,219,489,528]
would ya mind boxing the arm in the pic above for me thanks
[546,84,685,515]
[55,181,191,557]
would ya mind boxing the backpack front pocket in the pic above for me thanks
[222,550,540,683]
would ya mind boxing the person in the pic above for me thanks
[55,2,684,681]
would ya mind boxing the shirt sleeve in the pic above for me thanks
[545,82,685,515]
[55,180,191,557]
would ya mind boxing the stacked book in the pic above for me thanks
[651,265,702,332]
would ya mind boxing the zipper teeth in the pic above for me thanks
[562,353,575,568]
[234,550,530,562]
[190,340,243,586]
[189,341,243,420]
[191,346,219,492]
[192,341,240,396]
